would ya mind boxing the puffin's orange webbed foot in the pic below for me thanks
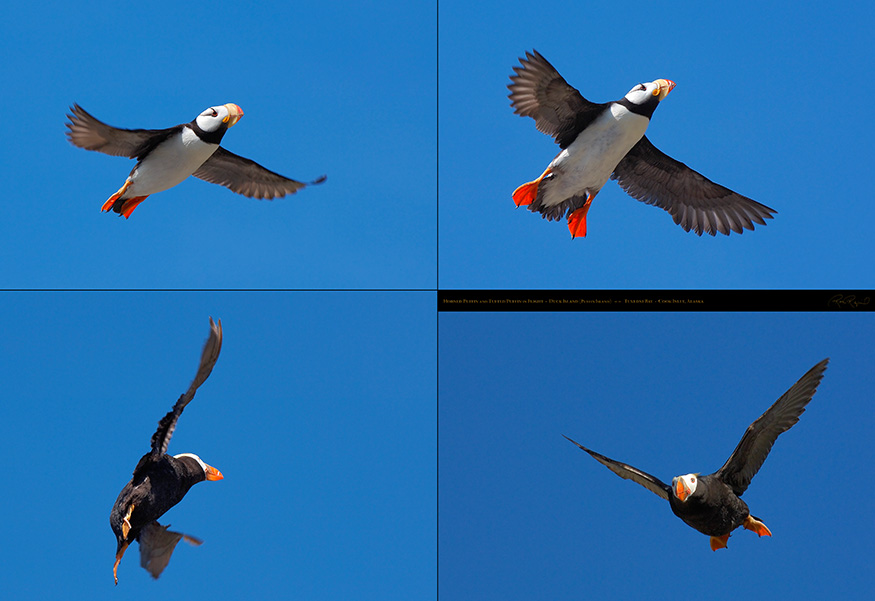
[119,196,149,219]
[567,193,595,239]
[709,533,730,551]
[743,515,772,537]
[512,167,552,207]
[102,179,133,213]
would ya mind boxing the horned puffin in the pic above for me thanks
[508,50,776,237]
[111,318,224,584]
[66,103,325,218]
[563,358,828,551]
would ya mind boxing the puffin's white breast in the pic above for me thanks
[540,104,650,208]
[128,127,219,196]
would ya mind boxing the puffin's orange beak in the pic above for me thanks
[205,464,224,481]
[675,478,689,501]
[653,79,676,101]
[222,103,244,127]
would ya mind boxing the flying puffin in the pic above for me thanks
[66,103,325,218]
[508,50,776,237]
[563,358,828,551]
[111,318,224,584]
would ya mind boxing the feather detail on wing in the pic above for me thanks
[564,435,671,501]
[193,147,325,199]
[65,104,179,161]
[508,50,607,149]
[150,318,223,458]
[611,136,776,236]
[138,521,203,580]
[715,358,829,495]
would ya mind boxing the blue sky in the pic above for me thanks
[0,292,435,600]
[0,1,435,289]
[439,2,874,288]
[1,2,873,601]
[439,312,873,600]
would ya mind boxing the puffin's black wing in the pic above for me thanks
[192,147,326,200]
[715,358,829,496]
[508,50,607,149]
[65,104,179,161]
[138,521,203,580]
[611,136,777,236]
[564,435,671,501]
[149,318,223,459]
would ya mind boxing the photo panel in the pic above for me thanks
[439,311,872,599]
[438,2,872,289]
[1,1,436,289]
[0,291,436,600]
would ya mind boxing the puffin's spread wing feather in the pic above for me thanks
[65,104,178,160]
[715,358,829,496]
[138,521,203,580]
[611,136,777,236]
[508,50,606,149]
[150,318,223,458]
[564,435,671,501]
[192,146,325,200]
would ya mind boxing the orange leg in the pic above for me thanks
[743,515,772,537]
[113,541,130,585]
[709,533,730,551]
[567,193,595,239]
[102,179,133,213]
[121,504,134,539]
[512,167,552,207]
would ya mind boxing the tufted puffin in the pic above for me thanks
[564,358,828,550]
[66,103,325,218]
[508,50,776,237]
[110,318,224,584]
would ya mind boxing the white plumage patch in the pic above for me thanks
[671,473,698,501]
[195,105,230,132]
[623,82,658,106]
[126,127,219,196]
[539,103,649,209]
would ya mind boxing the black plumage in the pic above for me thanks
[111,318,224,584]
[65,104,184,160]
[192,146,327,199]
[564,358,828,550]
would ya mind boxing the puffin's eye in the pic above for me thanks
[637,84,646,91]
[210,109,218,117]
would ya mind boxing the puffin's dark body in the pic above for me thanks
[667,475,750,537]
[564,358,829,549]
[110,454,206,549]
[110,318,223,583]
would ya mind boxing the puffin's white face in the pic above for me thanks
[195,103,244,132]
[671,473,698,502]
[623,79,676,106]
[174,452,224,481]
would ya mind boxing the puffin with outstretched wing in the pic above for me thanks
[110,318,224,583]
[564,359,828,550]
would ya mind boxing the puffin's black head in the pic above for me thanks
[191,103,244,144]
[174,452,224,483]
[619,79,675,119]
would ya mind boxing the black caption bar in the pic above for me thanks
[438,290,874,312]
